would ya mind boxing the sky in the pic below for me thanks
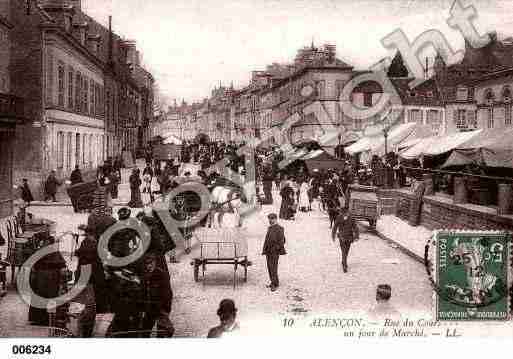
[82,0,513,104]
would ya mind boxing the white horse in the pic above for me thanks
[208,186,244,228]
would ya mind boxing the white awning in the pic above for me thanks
[401,129,482,159]
[163,134,183,145]
[345,122,417,155]
[301,149,324,160]
[345,137,372,155]
[369,122,417,156]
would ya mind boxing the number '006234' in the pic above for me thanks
[11,345,51,355]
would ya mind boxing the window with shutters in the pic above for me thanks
[57,131,64,169]
[46,52,54,105]
[467,110,477,129]
[75,133,80,166]
[89,134,93,166]
[66,132,72,170]
[83,78,88,114]
[316,80,326,99]
[408,109,422,123]
[456,86,468,101]
[57,63,65,107]
[75,73,81,112]
[90,81,95,115]
[455,109,467,130]
[82,134,86,165]
[335,80,344,98]
[487,108,494,128]
[506,105,512,126]
[68,68,73,110]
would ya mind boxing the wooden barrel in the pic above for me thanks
[453,176,467,204]
[497,183,512,215]
[423,174,434,196]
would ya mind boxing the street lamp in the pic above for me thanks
[383,127,389,158]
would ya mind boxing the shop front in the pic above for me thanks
[0,94,24,218]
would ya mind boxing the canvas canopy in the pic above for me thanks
[162,134,183,145]
[401,129,482,159]
[345,122,418,155]
[441,127,513,168]
[301,149,345,172]
[369,122,418,156]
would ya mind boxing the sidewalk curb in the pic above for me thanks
[28,201,130,208]
[373,228,425,264]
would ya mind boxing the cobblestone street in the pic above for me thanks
[169,190,432,337]
[0,178,433,337]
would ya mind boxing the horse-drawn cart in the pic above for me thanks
[191,228,252,288]
[347,184,379,229]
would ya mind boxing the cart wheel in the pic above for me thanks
[193,263,199,282]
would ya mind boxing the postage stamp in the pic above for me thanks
[433,230,512,321]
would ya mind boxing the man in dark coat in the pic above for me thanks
[20,179,34,205]
[69,166,83,212]
[138,210,173,278]
[261,213,286,292]
[262,164,274,205]
[70,165,83,185]
[331,207,359,273]
[140,255,173,337]
[44,170,61,202]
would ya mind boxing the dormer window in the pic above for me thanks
[502,86,511,103]
[456,86,468,101]
[484,88,495,106]
[408,90,416,97]
[426,91,434,98]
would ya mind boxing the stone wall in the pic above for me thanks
[377,189,513,231]
[421,195,513,231]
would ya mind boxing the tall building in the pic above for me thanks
[3,0,155,200]
[0,0,25,217]
[434,31,513,133]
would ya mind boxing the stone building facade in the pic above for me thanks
[4,0,155,201]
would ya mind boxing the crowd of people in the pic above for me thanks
[15,139,411,338]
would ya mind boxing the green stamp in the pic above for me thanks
[434,230,511,321]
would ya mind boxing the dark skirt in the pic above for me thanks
[28,269,62,325]
[129,188,143,208]
[279,196,294,220]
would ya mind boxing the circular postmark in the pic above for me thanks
[424,231,512,316]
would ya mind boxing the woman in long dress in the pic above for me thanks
[279,181,295,220]
[28,237,67,326]
[299,180,311,212]
[128,168,143,208]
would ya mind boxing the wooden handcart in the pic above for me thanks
[191,228,252,288]
[67,181,98,212]
[347,184,379,229]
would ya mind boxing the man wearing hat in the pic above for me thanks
[331,207,359,273]
[262,213,286,292]
[140,255,174,337]
[207,299,239,338]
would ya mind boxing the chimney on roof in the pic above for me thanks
[135,50,141,66]
[86,35,101,54]
[123,40,137,67]
[72,21,88,45]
